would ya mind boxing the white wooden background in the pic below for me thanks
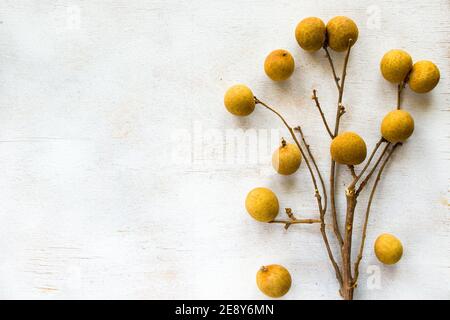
[0,0,448,300]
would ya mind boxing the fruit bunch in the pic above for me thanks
[223,15,439,299]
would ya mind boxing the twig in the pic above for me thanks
[348,137,386,190]
[335,38,353,131]
[328,39,353,247]
[294,126,328,213]
[294,126,342,286]
[270,208,321,230]
[323,46,341,90]
[270,219,321,227]
[353,143,400,284]
[348,165,357,179]
[312,90,334,138]
[356,142,391,195]
[254,97,343,286]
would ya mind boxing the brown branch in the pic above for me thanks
[337,39,353,110]
[353,143,400,284]
[328,39,353,248]
[312,89,334,138]
[323,46,341,91]
[348,137,386,190]
[348,165,357,179]
[270,219,321,228]
[270,208,321,230]
[254,97,343,286]
[341,187,357,300]
[294,126,328,213]
[356,142,391,195]
[295,127,343,287]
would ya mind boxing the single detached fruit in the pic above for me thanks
[381,110,414,143]
[224,84,255,116]
[295,17,326,51]
[326,16,358,52]
[408,60,440,93]
[264,49,295,81]
[245,187,279,222]
[256,264,292,298]
[272,141,302,175]
[330,131,367,165]
[380,49,413,83]
[374,233,403,265]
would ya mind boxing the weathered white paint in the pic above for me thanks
[0,0,448,299]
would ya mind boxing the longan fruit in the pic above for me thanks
[381,110,414,143]
[256,264,292,298]
[295,17,326,51]
[264,49,295,81]
[272,141,302,175]
[374,233,403,265]
[330,131,367,165]
[245,187,279,222]
[224,84,255,116]
[408,60,440,93]
[380,49,413,83]
[326,16,359,52]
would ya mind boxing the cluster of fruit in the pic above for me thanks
[223,16,439,298]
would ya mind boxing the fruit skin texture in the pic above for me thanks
[256,264,292,298]
[224,84,255,116]
[408,60,440,93]
[381,110,414,143]
[330,132,367,165]
[326,16,359,52]
[295,17,326,51]
[245,187,279,222]
[272,143,302,175]
[380,49,413,83]
[264,49,295,81]
[374,233,403,265]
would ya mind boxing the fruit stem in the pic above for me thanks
[281,137,287,147]
[353,143,400,283]
[328,39,354,248]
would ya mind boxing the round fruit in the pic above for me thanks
[380,49,413,83]
[330,132,367,165]
[408,60,440,93]
[272,141,302,175]
[374,233,403,265]
[245,187,279,222]
[224,84,255,116]
[381,110,414,143]
[256,264,292,298]
[295,17,326,51]
[264,49,295,81]
[326,16,359,52]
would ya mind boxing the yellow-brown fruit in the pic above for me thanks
[408,60,440,93]
[256,264,292,298]
[264,49,295,81]
[326,16,359,52]
[272,141,302,175]
[374,233,403,265]
[381,110,414,143]
[295,17,326,51]
[245,187,279,222]
[224,84,255,116]
[330,131,367,165]
[380,49,413,83]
